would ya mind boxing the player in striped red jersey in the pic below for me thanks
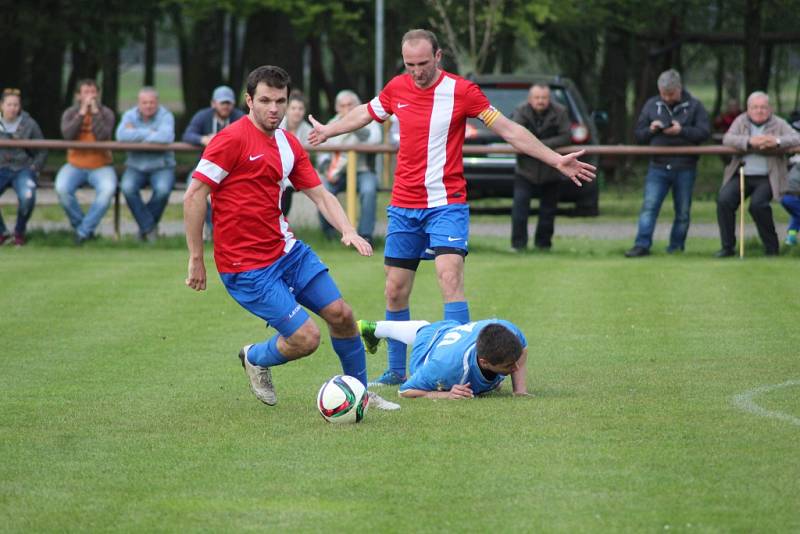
[184,66,399,411]
[309,30,595,386]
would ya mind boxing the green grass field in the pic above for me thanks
[1,233,798,531]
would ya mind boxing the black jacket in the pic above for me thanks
[634,90,710,169]
[512,102,571,184]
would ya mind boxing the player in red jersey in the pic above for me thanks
[184,65,399,411]
[309,30,596,386]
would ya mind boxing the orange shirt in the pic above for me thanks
[67,114,112,169]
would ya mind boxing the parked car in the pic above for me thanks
[464,74,603,215]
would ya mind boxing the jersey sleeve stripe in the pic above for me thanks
[368,96,389,122]
[195,158,229,184]
[477,106,501,128]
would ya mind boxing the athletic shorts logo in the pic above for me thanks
[447,236,462,242]
[249,154,264,161]
[397,103,409,108]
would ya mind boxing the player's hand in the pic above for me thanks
[307,115,328,146]
[513,390,534,397]
[341,231,373,257]
[663,121,681,135]
[448,383,474,399]
[185,258,207,291]
[556,150,596,187]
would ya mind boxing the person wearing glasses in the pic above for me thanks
[0,88,46,246]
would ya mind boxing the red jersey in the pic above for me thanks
[367,71,499,208]
[192,117,321,273]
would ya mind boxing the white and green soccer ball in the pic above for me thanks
[317,375,369,424]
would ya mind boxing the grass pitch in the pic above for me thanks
[1,236,798,531]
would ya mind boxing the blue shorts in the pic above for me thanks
[219,241,342,338]
[384,204,469,268]
[408,320,460,375]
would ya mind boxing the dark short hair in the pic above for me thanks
[402,29,439,54]
[476,323,523,366]
[246,66,291,98]
[75,79,98,93]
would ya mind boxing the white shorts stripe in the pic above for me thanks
[425,76,455,208]
[195,158,229,184]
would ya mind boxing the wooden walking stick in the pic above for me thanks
[739,164,745,259]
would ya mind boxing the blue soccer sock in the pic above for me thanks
[247,335,289,368]
[386,308,410,377]
[332,335,368,387]
[444,301,470,324]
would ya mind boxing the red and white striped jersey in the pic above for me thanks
[368,70,499,208]
[192,117,321,273]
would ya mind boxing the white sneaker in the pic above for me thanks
[368,390,401,411]
[238,345,277,406]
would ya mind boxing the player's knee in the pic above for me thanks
[323,299,354,330]
[437,269,462,295]
[385,280,410,306]
[287,323,321,357]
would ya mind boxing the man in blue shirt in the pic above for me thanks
[116,87,176,241]
[182,86,245,239]
[358,318,529,399]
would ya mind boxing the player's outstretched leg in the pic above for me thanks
[238,344,277,405]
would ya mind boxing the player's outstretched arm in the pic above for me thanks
[183,179,211,291]
[307,104,373,146]
[303,184,373,257]
[488,114,596,186]
[511,348,530,397]
[399,383,474,400]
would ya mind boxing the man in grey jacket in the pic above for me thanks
[715,91,800,257]
[116,87,176,241]
[510,84,572,251]
[0,88,46,246]
[626,69,710,257]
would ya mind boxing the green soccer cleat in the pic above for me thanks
[357,319,381,354]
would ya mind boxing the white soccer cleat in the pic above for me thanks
[238,344,277,406]
[367,390,401,411]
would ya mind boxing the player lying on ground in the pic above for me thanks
[184,65,399,411]
[358,319,529,399]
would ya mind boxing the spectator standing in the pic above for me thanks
[55,79,117,244]
[510,84,571,251]
[309,29,594,386]
[182,85,245,238]
[625,69,710,257]
[716,91,800,257]
[0,88,46,246]
[278,92,313,216]
[116,87,176,241]
[316,90,380,244]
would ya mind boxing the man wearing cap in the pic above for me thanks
[182,86,245,238]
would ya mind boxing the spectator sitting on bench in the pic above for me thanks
[55,79,117,245]
[0,88,46,246]
[116,87,176,242]
[182,85,245,240]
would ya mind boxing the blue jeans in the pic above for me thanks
[319,170,377,238]
[0,167,37,236]
[55,163,118,239]
[634,164,697,251]
[121,167,176,235]
[781,194,800,232]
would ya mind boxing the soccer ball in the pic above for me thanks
[317,375,369,424]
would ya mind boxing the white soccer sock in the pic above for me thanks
[375,320,430,345]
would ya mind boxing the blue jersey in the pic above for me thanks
[400,319,527,395]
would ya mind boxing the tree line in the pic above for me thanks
[1,0,798,148]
